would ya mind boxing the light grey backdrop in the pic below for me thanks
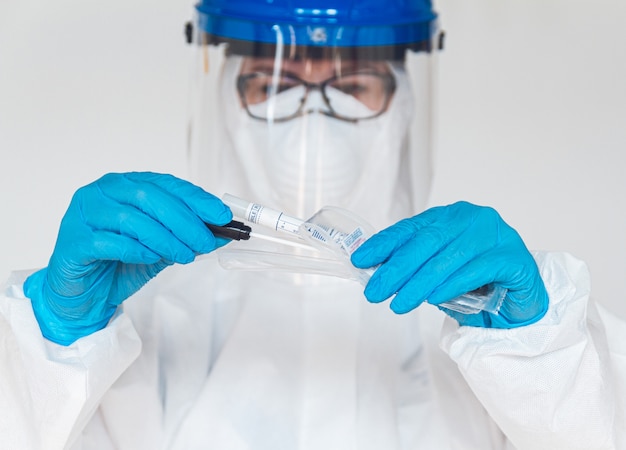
[2,0,625,316]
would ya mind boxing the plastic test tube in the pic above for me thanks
[222,193,304,236]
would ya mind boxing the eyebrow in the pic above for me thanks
[241,58,389,75]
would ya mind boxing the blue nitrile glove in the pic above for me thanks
[24,172,232,345]
[351,201,549,328]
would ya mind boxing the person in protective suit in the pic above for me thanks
[1,0,624,449]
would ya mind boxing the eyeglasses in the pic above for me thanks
[236,70,397,123]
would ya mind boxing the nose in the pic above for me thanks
[302,87,331,115]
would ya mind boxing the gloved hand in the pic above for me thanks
[24,172,232,345]
[351,201,549,328]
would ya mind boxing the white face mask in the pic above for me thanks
[220,56,417,228]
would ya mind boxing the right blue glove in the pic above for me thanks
[24,172,232,346]
[351,202,549,328]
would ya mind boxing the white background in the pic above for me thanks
[1,0,625,316]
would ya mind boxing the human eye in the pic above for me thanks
[243,74,300,103]
[331,77,369,96]
[328,73,389,112]
[331,73,385,97]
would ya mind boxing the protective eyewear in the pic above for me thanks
[236,70,397,123]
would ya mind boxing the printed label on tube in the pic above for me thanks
[244,203,302,235]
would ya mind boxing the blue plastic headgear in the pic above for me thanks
[195,0,437,47]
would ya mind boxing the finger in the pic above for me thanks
[364,202,509,305]
[352,206,452,268]
[351,218,421,268]
[389,292,426,314]
[82,201,202,264]
[392,221,499,307]
[382,227,498,313]
[92,174,224,254]
[351,205,453,268]
[362,218,473,302]
[352,203,472,268]
[81,230,163,265]
[425,253,504,306]
[123,172,232,224]
[389,259,497,318]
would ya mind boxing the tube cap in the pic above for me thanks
[205,220,252,240]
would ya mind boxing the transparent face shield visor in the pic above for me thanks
[187,22,505,314]
[186,20,498,312]
[187,22,437,229]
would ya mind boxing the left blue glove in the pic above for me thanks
[24,172,232,345]
[351,201,549,328]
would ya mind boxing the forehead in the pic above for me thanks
[239,57,391,76]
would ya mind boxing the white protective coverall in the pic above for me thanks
[2,7,625,448]
[0,249,624,449]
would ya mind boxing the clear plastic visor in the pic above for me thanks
[188,23,439,230]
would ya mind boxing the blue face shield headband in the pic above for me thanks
[193,0,438,49]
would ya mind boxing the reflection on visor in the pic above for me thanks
[236,70,396,122]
